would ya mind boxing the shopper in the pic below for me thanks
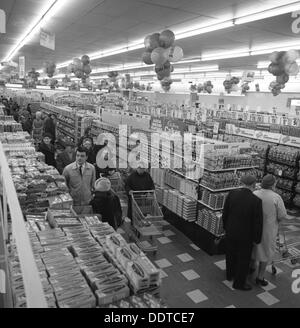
[125,161,155,221]
[90,177,123,229]
[222,175,263,291]
[32,111,44,145]
[77,127,93,147]
[56,141,76,174]
[19,115,32,135]
[38,133,56,168]
[82,136,96,164]
[43,113,56,142]
[251,174,287,286]
[62,146,96,207]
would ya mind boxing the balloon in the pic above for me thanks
[285,61,299,76]
[67,63,75,73]
[283,50,299,64]
[269,63,285,76]
[269,51,279,63]
[83,64,92,75]
[206,86,212,94]
[142,51,153,65]
[276,73,289,84]
[144,33,160,51]
[168,45,183,62]
[159,29,175,48]
[75,70,84,78]
[151,47,168,66]
[81,55,90,65]
[170,65,174,72]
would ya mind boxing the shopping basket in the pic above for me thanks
[131,190,164,228]
[271,221,300,275]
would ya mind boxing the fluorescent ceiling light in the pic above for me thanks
[36,85,50,90]
[202,49,250,61]
[176,21,234,40]
[235,2,300,25]
[6,83,23,88]
[2,0,70,62]
[173,58,202,65]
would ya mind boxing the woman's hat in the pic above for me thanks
[261,174,276,189]
[94,177,111,192]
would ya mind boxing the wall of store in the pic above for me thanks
[139,75,300,113]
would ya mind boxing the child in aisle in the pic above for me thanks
[90,177,123,229]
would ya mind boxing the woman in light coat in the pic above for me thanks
[252,174,287,286]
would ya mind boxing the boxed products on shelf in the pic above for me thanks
[196,209,224,236]
[276,178,294,192]
[200,189,228,210]
[266,162,296,179]
[268,145,299,166]
[201,171,241,190]
[204,153,258,170]
[107,293,167,308]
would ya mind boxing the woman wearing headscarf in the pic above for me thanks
[251,174,287,286]
[90,177,123,229]
[32,111,44,145]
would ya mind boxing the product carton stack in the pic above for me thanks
[103,234,160,296]
[182,197,197,222]
[197,209,224,236]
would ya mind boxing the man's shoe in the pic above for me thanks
[256,277,269,287]
[232,283,252,291]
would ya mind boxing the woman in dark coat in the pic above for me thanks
[38,133,56,168]
[90,177,123,230]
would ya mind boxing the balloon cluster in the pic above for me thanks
[68,55,92,83]
[190,84,197,92]
[44,61,56,78]
[107,71,118,83]
[49,78,58,89]
[142,29,183,91]
[223,76,240,93]
[203,81,213,94]
[268,50,299,96]
[160,77,173,92]
[241,82,250,95]
[27,68,40,82]
[62,75,71,87]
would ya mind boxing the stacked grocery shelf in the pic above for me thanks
[196,143,260,238]
[0,116,23,133]
[40,102,97,144]
[266,145,300,207]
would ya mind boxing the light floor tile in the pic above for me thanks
[261,281,277,292]
[155,258,172,269]
[222,280,234,291]
[186,289,208,304]
[160,269,168,279]
[177,253,194,263]
[225,305,236,308]
[157,237,172,245]
[190,243,200,251]
[266,265,283,274]
[214,259,226,271]
[163,230,176,237]
[181,269,200,281]
[124,217,131,223]
[257,292,280,306]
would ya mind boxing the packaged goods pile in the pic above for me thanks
[196,209,223,236]
[8,209,164,308]
[0,116,23,132]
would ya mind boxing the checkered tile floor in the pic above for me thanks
[138,217,300,308]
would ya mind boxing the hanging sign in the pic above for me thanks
[40,28,55,50]
[0,9,5,33]
[19,56,25,79]
[233,127,256,138]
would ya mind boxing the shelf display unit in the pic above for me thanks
[40,102,97,144]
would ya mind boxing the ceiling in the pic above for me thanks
[0,0,300,78]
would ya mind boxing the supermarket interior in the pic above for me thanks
[1,0,300,310]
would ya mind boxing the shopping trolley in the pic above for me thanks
[124,190,165,255]
[271,221,300,275]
